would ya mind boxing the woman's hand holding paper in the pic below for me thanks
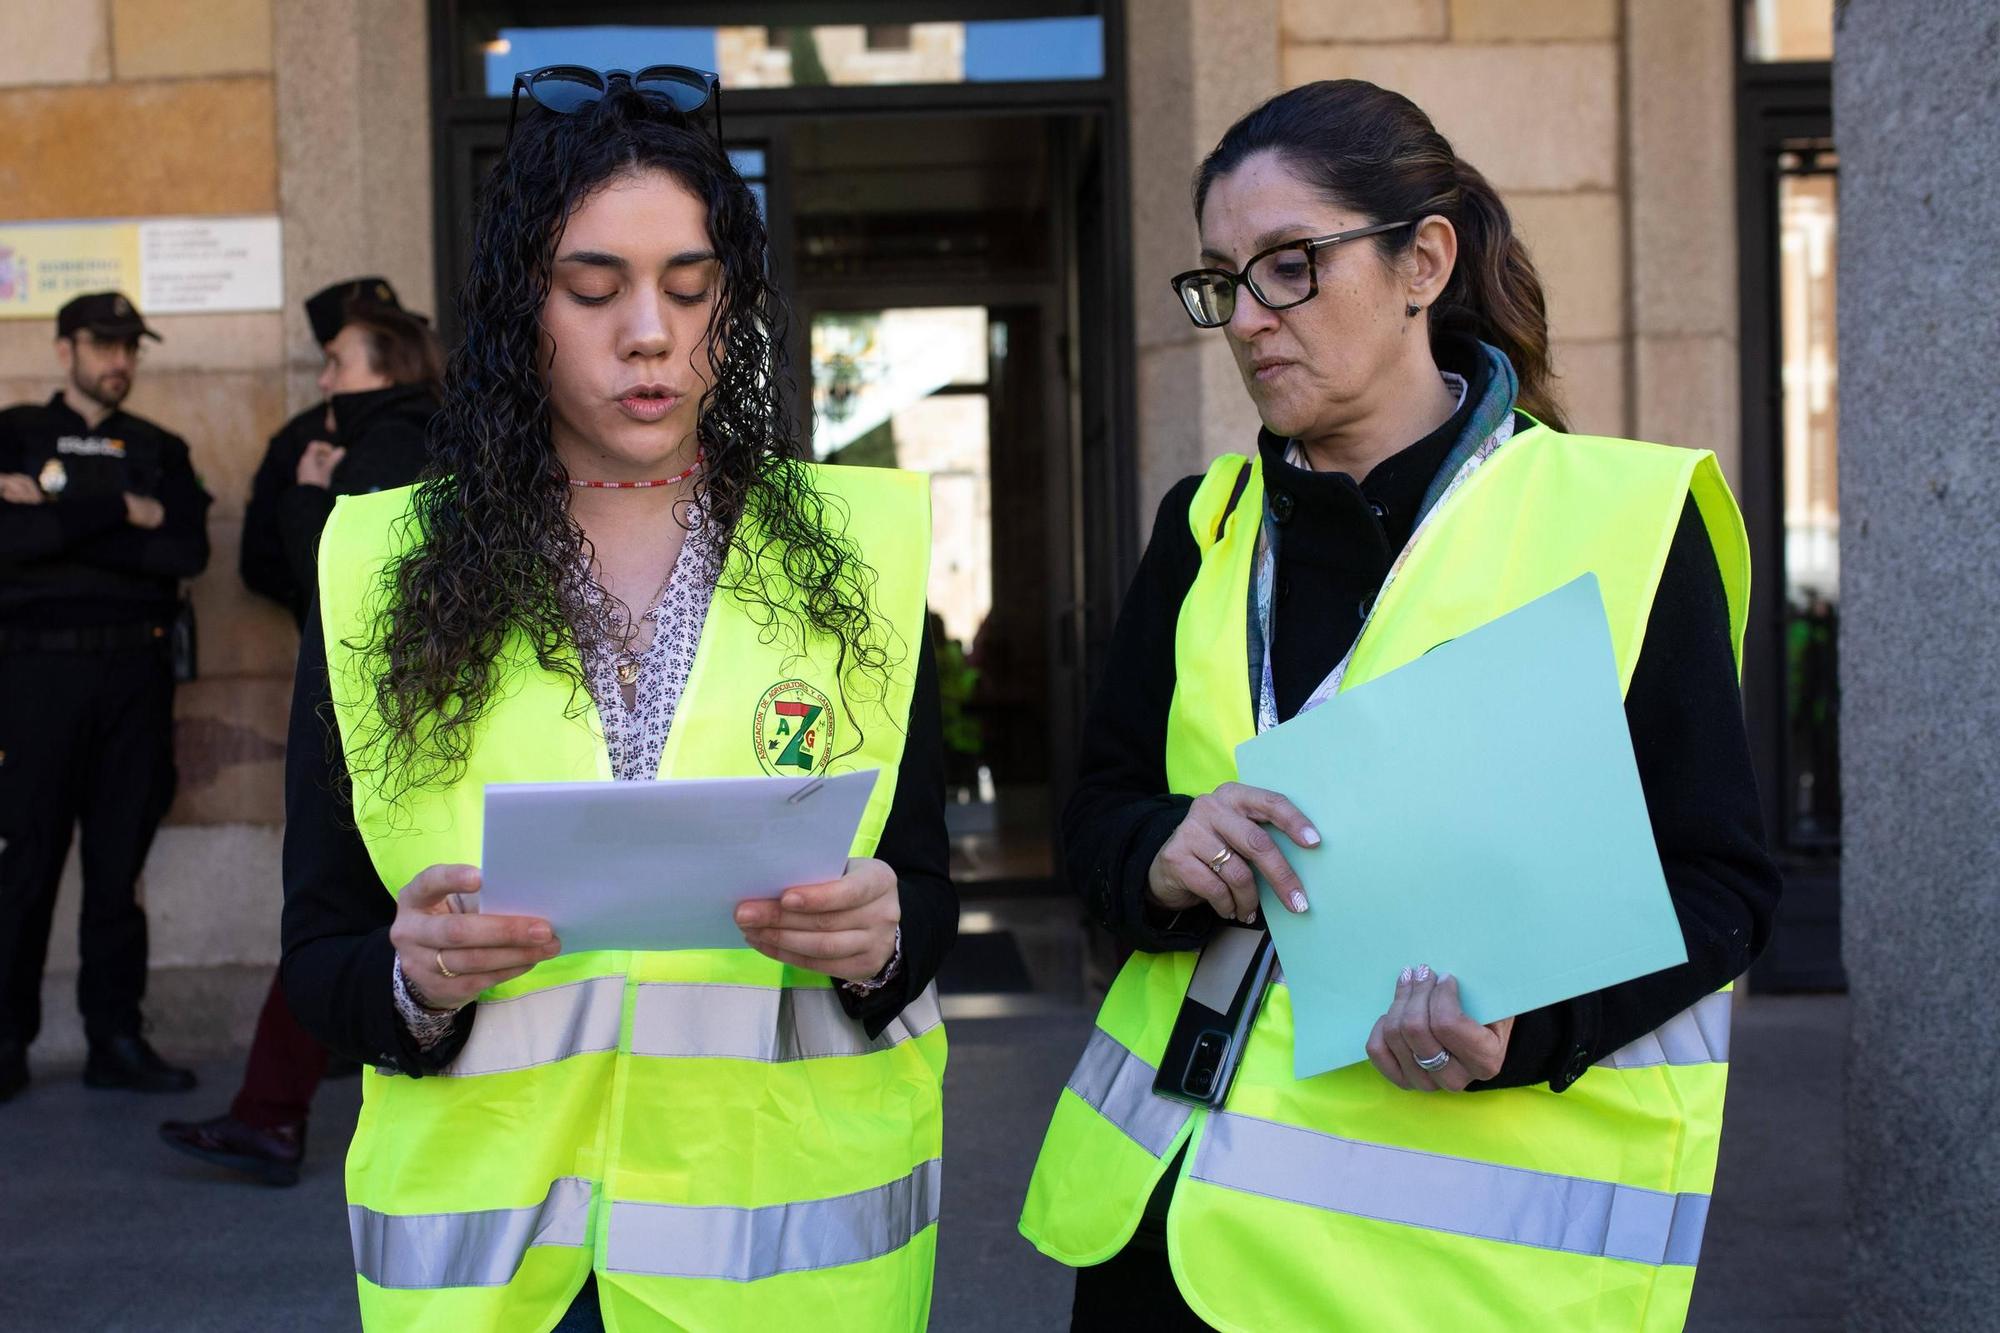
[735,857,901,982]
[1365,966,1515,1092]
[1146,782,1319,923]
[391,863,562,1011]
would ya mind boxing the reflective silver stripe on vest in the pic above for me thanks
[1192,1112,1712,1267]
[438,975,627,1077]
[628,981,943,1061]
[1065,1027,1191,1158]
[1597,992,1734,1070]
[605,1157,942,1282]
[351,1176,592,1289]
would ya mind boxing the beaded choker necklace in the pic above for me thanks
[567,451,702,489]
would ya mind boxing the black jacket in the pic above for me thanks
[241,384,436,624]
[1067,349,1781,1094]
[0,393,211,627]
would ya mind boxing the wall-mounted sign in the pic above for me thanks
[0,215,283,319]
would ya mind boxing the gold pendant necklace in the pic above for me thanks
[601,547,680,693]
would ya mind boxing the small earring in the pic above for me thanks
[1405,303,1422,318]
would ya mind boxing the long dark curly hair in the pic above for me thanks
[354,84,890,800]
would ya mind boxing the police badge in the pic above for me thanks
[37,457,66,495]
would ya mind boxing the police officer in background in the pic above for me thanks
[0,292,212,1101]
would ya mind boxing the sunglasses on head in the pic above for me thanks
[505,64,723,148]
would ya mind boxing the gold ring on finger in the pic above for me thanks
[435,948,459,979]
[1206,847,1234,873]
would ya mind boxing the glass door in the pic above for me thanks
[1776,153,1839,845]
[808,303,1057,897]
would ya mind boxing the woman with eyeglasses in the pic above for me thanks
[1020,80,1779,1331]
[280,69,954,1331]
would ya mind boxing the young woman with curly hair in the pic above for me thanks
[279,70,955,1332]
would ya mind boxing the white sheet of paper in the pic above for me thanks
[478,769,879,954]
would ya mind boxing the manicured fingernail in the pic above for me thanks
[1414,964,1431,982]
[1246,909,1259,924]
[1399,966,1413,983]
[1300,826,1321,847]
[529,925,551,943]
[1289,891,1308,913]
[1439,972,1453,984]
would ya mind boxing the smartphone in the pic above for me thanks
[1152,923,1276,1109]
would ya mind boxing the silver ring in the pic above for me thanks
[1206,847,1234,873]
[1415,1049,1451,1073]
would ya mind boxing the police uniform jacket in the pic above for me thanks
[0,393,211,629]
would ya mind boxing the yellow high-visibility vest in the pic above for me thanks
[1020,424,1750,1332]
[317,464,945,1332]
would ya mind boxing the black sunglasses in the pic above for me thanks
[505,65,723,147]
[1171,220,1415,328]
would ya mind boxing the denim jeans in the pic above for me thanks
[552,1276,604,1332]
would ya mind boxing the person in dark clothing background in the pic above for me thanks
[0,291,212,1102]
[158,287,440,1184]
[239,277,421,624]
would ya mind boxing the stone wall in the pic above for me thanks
[1127,0,1742,526]
[1836,1,2000,1324]
[1125,0,1280,518]
[0,0,433,1062]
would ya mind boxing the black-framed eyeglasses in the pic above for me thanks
[1170,220,1415,328]
[505,65,723,148]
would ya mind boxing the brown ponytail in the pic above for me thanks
[1194,80,1569,431]
[1439,157,1565,430]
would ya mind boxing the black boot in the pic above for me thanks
[159,1113,304,1186]
[0,1042,26,1102]
[84,1034,197,1093]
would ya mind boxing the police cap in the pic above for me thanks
[57,291,161,343]
[306,276,402,346]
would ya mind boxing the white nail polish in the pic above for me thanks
[1415,964,1431,982]
[1399,966,1413,983]
[1290,891,1308,913]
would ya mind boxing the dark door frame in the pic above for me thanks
[1735,34,1841,988]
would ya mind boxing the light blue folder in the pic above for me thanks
[1233,574,1687,1080]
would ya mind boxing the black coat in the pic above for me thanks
[0,393,211,627]
[240,384,436,624]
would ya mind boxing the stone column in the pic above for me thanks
[1126,0,1277,525]
[1837,3,2000,1326]
[1623,0,1740,483]
[273,0,435,411]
